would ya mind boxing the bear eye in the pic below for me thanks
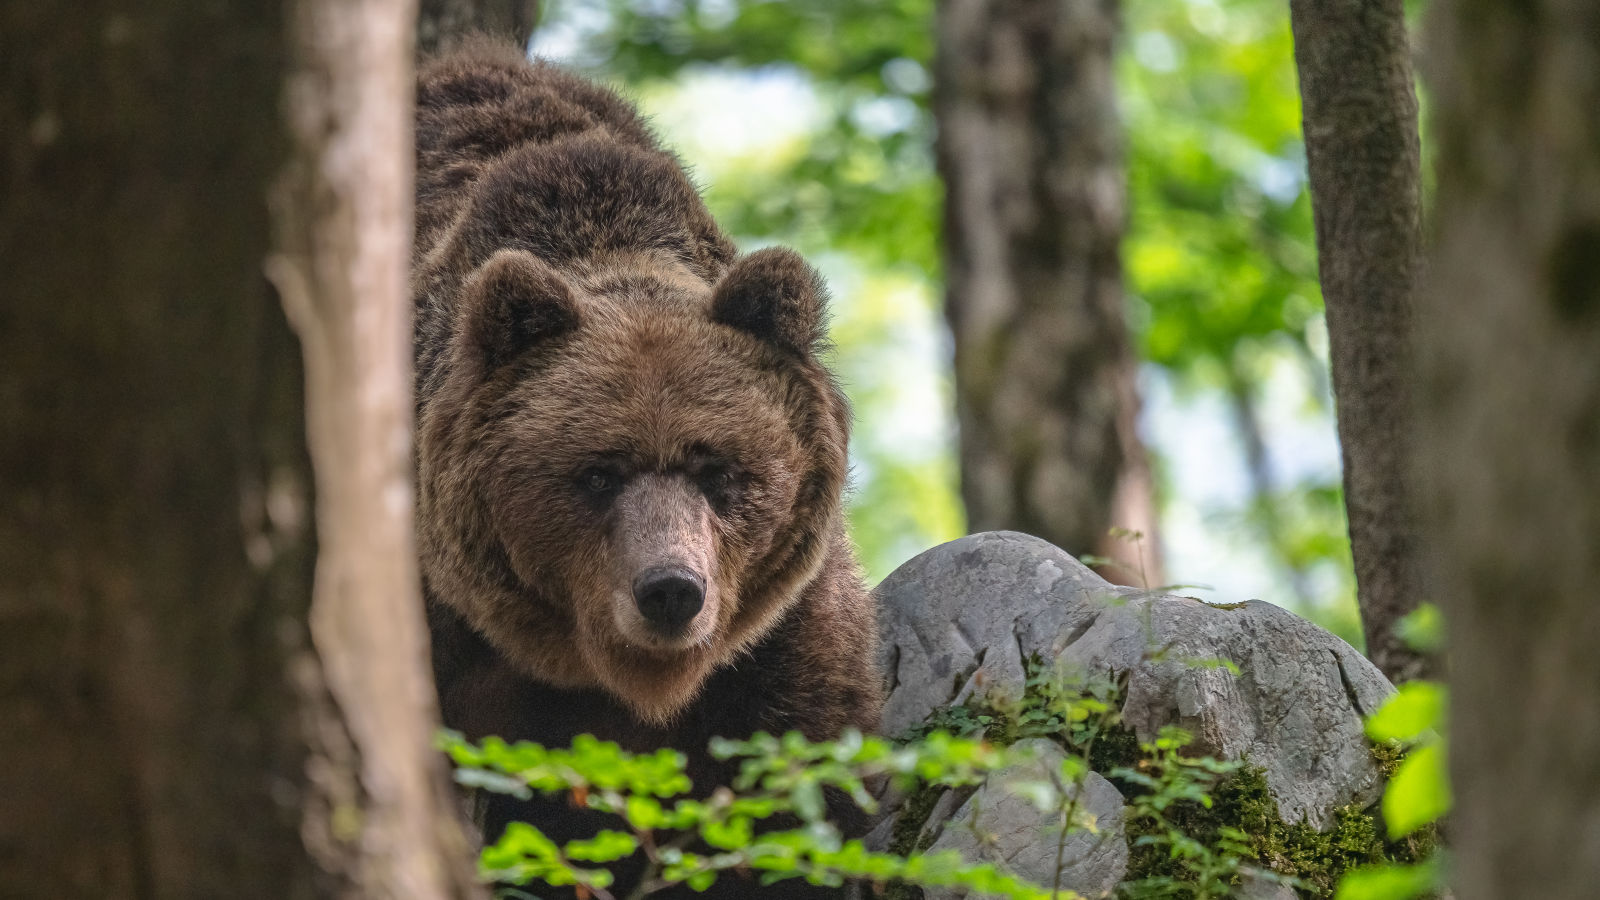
[579,467,620,495]
[695,463,744,508]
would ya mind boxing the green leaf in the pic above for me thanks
[1382,742,1451,838]
[563,830,638,863]
[1396,604,1445,654]
[453,767,533,799]
[1336,858,1442,900]
[1365,681,1447,744]
[792,779,826,823]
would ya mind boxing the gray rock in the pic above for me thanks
[1236,867,1300,900]
[877,531,1111,735]
[922,739,1128,899]
[876,531,1393,830]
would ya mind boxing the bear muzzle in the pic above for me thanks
[610,473,721,650]
[632,565,706,633]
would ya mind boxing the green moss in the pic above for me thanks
[886,783,944,858]
[1122,762,1434,898]
[1370,739,1406,778]
[880,783,945,900]
[895,661,1436,899]
[1205,600,1251,611]
[1085,721,1143,776]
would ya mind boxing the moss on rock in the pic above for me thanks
[888,660,1434,898]
[1120,760,1434,898]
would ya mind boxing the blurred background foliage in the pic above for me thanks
[532,0,1361,644]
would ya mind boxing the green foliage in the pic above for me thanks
[447,652,1445,900]
[443,728,1083,899]
[1116,750,1433,899]
[1335,859,1441,900]
[1393,605,1445,656]
[1113,727,1264,899]
[1334,667,1450,900]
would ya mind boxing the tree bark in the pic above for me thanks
[0,0,477,895]
[273,0,482,896]
[1420,0,1600,895]
[1289,0,1427,682]
[417,0,539,55]
[0,3,318,895]
[936,0,1161,585]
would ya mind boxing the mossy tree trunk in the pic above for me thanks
[936,0,1161,585]
[1420,0,1600,894]
[1288,0,1427,682]
[0,0,477,895]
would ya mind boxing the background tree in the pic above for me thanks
[0,0,475,895]
[418,0,540,54]
[937,0,1161,582]
[1421,0,1600,894]
[1288,0,1426,682]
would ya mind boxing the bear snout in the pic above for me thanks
[632,565,706,633]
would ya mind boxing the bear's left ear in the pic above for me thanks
[710,247,828,357]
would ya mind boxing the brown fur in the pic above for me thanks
[412,39,882,895]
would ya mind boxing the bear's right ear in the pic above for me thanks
[458,249,580,372]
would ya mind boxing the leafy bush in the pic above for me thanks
[1334,679,1449,898]
[442,728,1081,899]
[447,645,1446,899]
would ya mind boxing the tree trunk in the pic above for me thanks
[936,0,1161,585]
[1289,0,1427,682]
[0,2,318,894]
[273,0,482,896]
[1420,0,1600,895]
[417,0,539,55]
[0,0,476,895]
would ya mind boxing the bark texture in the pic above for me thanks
[417,0,538,54]
[935,0,1161,585]
[0,0,477,895]
[0,3,319,896]
[1289,0,1427,682]
[273,0,481,896]
[1421,0,1600,895]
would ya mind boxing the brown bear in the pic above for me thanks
[412,39,883,898]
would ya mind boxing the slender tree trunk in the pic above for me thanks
[1420,0,1600,895]
[936,0,1162,586]
[273,0,482,895]
[1288,0,1427,681]
[417,0,539,54]
[0,0,477,895]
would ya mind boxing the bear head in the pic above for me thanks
[417,245,851,725]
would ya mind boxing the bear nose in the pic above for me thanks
[632,566,705,632]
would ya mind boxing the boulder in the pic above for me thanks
[875,531,1394,831]
[921,739,1128,899]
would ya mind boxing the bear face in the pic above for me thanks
[416,244,852,725]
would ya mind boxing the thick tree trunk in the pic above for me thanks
[0,3,319,895]
[1289,0,1427,682]
[936,0,1161,585]
[0,0,477,895]
[1420,0,1600,895]
[417,0,538,54]
[273,0,482,896]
